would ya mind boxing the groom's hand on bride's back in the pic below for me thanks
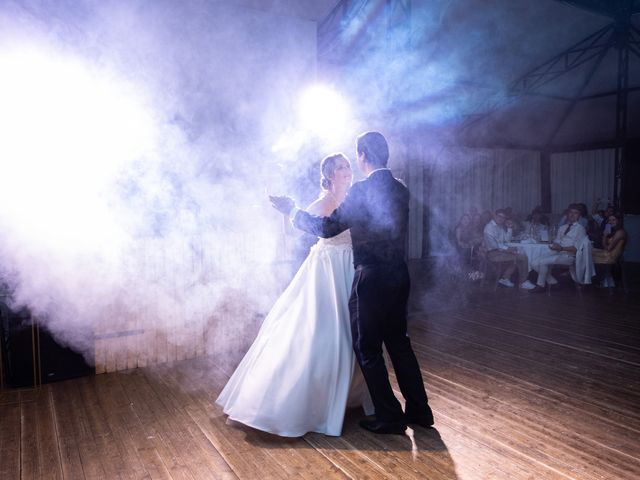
[269,195,295,216]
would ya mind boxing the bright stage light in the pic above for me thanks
[271,84,352,154]
[297,84,350,140]
[0,45,156,253]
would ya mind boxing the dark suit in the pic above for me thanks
[293,169,431,423]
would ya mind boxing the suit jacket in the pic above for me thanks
[293,169,409,267]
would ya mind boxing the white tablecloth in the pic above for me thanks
[507,242,553,271]
[507,240,595,284]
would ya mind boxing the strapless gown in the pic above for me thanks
[216,230,374,437]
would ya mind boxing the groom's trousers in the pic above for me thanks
[349,262,431,423]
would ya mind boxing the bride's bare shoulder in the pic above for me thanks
[306,195,335,216]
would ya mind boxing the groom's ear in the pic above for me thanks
[357,150,367,165]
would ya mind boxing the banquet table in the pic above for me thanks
[507,239,596,284]
[507,241,554,271]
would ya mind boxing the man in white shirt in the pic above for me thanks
[530,204,587,293]
[483,209,535,289]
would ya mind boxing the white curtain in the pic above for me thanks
[428,147,541,221]
[407,146,541,257]
[550,149,615,214]
[405,146,615,258]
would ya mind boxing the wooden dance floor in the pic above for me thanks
[2,279,639,479]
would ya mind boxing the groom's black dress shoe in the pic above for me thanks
[359,419,407,435]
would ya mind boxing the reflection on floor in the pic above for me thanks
[1,267,639,479]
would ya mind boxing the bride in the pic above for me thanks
[216,153,374,437]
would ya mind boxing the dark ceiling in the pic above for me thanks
[560,0,640,18]
[456,0,640,150]
[316,1,640,149]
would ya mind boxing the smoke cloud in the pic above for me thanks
[0,0,337,369]
[0,0,616,369]
[315,0,611,308]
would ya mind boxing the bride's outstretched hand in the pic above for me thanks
[269,195,295,215]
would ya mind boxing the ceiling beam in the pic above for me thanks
[558,0,640,19]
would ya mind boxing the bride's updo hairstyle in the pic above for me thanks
[320,153,348,191]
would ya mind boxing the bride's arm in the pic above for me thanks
[282,196,332,237]
[281,213,302,237]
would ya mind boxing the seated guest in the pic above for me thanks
[475,209,493,240]
[523,206,549,240]
[586,215,601,247]
[483,209,536,289]
[593,210,605,226]
[557,203,589,229]
[556,208,568,227]
[598,205,615,241]
[591,204,606,227]
[504,206,524,225]
[530,204,587,293]
[578,203,590,229]
[455,213,481,264]
[505,217,524,237]
[590,205,614,248]
[503,206,524,235]
[526,206,549,226]
[592,213,627,287]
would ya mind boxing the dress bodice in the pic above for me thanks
[316,229,352,247]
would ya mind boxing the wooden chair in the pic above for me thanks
[592,239,627,294]
[478,246,514,291]
[546,263,583,297]
[547,236,598,296]
[593,253,628,294]
[617,254,629,294]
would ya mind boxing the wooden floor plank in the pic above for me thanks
[52,380,109,479]
[493,300,640,341]
[147,364,257,480]
[417,349,640,455]
[19,389,63,480]
[113,371,186,480]
[305,417,455,480]
[160,359,343,480]
[430,420,567,480]
[2,282,639,479]
[413,318,640,396]
[124,368,235,480]
[451,306,638,356]
[412,328,640,422]
[424,375,640,480]
[151,394,238,478]
[35,389,63,480]
[75,376,130,480]
[20,400,40,479]
[442,307,640,364]
[0,402,21,479]
[90,373,152,479]
[49,382,91,480]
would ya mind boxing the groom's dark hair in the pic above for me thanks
[356,131,389,168]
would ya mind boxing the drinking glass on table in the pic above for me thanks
[539,227,549,242]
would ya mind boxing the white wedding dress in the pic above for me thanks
[216,230,374,437]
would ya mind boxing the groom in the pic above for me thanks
[270,131,433,434]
